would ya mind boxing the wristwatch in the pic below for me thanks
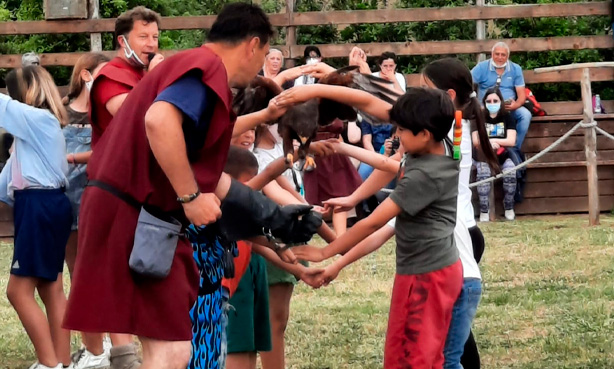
[177,190,201,203]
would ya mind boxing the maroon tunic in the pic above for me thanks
[65,46,235,341]
[303,119,362,206]
[90,57,145,146]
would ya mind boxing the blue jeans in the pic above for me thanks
[512,106,532,150]
[358,163,374,181]
[443,278,482,369]
[62,125,92,230]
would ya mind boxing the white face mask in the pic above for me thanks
[120,35,146,67]
[491,59,508,69]
[84,71,94,91]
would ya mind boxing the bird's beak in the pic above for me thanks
[299,136,308,144]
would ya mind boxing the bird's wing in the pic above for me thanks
[317,66,402,126]
[232,76,282,117]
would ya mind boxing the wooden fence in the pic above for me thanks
[0,1,612,228]
[0,1,612,68]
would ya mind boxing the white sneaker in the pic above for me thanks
[479,212,490,222]
[73,349,110,369]
[505,209,516,221]
[28,363,62,369]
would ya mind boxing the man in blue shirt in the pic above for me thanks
[471,42,531,150]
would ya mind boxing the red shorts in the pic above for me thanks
[384,260,463,369]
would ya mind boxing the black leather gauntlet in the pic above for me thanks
[217,179,322,244]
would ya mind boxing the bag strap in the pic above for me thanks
[87,180,141,209]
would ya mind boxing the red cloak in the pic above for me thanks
[90,57,145,146]
[65,46,235,341]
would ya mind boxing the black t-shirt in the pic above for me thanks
[66,105,90,126]
[485,113,516,139]
[475,112,517,163]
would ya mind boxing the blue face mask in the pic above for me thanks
[486,103,500,114]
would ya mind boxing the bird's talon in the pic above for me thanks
[303,155,317,172]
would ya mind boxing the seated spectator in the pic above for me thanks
[473,88,517,221]
[294,46,322,86]
[260,48,295,90]
[372,52,406,93]
[21,52,40,66]
[354,50,404,180]
[358,122,394,180]
[471,41,531,151]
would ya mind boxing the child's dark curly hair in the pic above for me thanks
[389,87,455,142]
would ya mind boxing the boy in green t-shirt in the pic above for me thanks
[274,86,464,368]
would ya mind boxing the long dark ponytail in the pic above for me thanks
[422,57,500,172]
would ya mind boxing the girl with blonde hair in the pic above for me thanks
[0,65,73,369]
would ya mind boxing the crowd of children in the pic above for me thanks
[0,3,518,369]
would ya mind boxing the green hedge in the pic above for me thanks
[0,0,612,100]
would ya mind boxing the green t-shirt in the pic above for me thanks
[389,152,460,275]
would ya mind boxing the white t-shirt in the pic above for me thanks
[253,142,302,188]
[293,74,316,86]
[448,118,476,228]
[454,215,481,279]
[372,71,407,92]
[447,118,480,279]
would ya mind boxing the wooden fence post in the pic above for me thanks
[580,67,600,226]
[476,0,486,63]
[285,0,297,68]
[89,0,102,52]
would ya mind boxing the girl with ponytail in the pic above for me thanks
[421,57,495,369]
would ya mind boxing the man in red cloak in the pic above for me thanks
[65,4,321,369]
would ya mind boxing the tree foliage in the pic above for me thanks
[0,0,612,100]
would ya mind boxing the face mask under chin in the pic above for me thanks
[121,35,146,67]
[491,60,508,69]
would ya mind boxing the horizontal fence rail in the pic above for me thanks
[0,2,610,35]
[0,2,611,68]
[0,35,612,68]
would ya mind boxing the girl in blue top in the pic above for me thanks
[0,66,73,369]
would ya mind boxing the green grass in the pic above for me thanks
[1,215,614,368]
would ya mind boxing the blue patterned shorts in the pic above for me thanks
[186,225,237,369]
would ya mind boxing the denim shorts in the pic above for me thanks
[63,125,92,230]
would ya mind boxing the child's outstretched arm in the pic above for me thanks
[293,198,400,262]
[233,99,287,138]
[322,164,399,214]
[273,85,392,122]
[332,141,401,174]
[275,175,306,204]
[315,222,396,285]
[252,243,323,289]
[246,157,290,191]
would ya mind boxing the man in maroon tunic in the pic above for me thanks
[65,4,320,369]
[79,6,164,369]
